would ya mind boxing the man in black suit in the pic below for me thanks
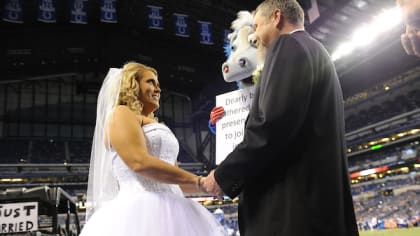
[201,0,359,235]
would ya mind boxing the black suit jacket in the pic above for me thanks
[214,31,359,236]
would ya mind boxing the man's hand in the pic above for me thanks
[201,170,224,198]
[397,0,420,57]
[401,27,420,57]
[210,106,225,125]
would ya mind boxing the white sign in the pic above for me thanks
[0,202,38,233]
[216,86,255,164]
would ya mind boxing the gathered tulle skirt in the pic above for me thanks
[80,191,227,236]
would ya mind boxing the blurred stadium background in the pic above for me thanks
[1,0,419,235]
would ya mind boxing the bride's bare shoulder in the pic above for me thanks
[109,106,137,126]
[113,105,133,115]
[112,106,157,126]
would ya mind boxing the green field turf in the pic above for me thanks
[360,228,420,236]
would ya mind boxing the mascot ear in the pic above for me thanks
[223,43,232,59]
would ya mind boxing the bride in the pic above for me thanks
[80,62,226,235]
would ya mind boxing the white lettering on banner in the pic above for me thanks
[72,0,87,23]
[149,6,163,28]
[175,15,188,35]
[40,0,54,20]
[102,0,116,21]
[216,86,255,164]
[5,0,23,21]
[198,21,213,44]
[0,202,38,233]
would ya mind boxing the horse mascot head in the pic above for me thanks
[222,11,264,88]
[209,11,265,133]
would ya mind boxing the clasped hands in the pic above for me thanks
[401,26,420,57]
[200,170,224,198]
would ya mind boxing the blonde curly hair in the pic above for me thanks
[118,62,158,118]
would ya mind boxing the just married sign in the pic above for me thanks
[0,202,38,233]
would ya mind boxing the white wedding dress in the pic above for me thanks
[81,123,227,236]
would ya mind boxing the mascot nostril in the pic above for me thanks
[223,65,230,74]
[239,59,246,67]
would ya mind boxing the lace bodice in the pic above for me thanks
[112,123,183,196]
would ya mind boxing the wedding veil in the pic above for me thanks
[86,68,123,220]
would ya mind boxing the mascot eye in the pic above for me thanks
[231,45,237,51]
[250,40,257,48]
[239,59,246,67]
